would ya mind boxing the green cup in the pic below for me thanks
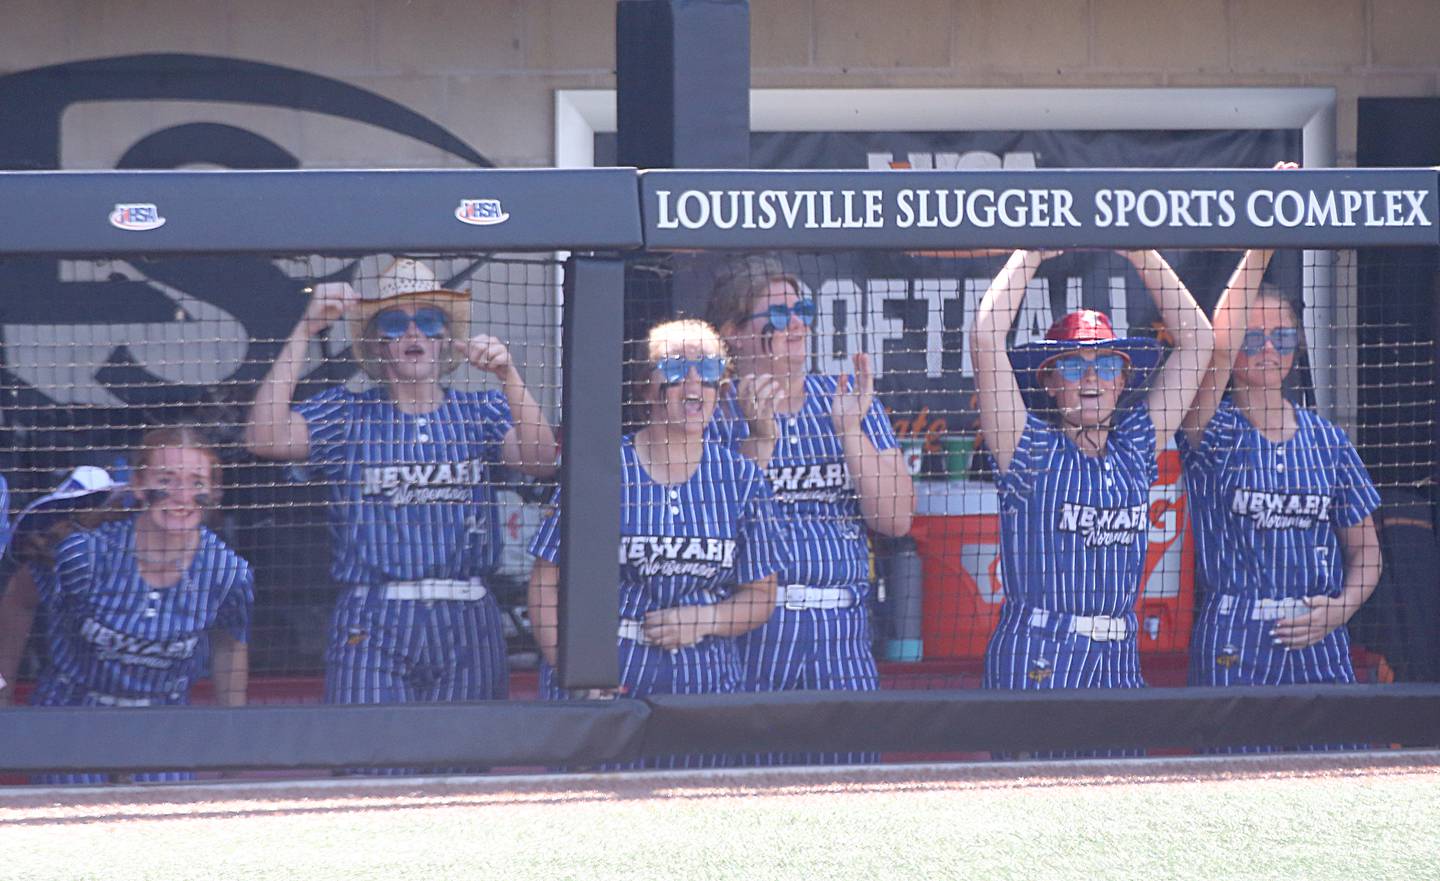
[942,435,976,479]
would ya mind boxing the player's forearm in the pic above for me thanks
[708,576,778,638]
[1338,520,1384,612]
[527,560,561,668]
[210,635,248,707]
[246,329,314,460]
[1129,250,1214,354]
[842,437,913,536]
[500,368,559,478]
[973,250,1041,347]
[1214,249,1275,354]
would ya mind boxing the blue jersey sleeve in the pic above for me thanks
[293,386,356,477]
[734,471,791,585]
[996,413,1055,500]
[214,558,255,644]
[529,487,562,564]
[1327,426,1382,528]
[467,390,514,464]
[1176,402,1241,472]
[861,397,899,452]
[54,530,97,599]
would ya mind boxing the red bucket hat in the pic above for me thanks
[1009,310,1164,404]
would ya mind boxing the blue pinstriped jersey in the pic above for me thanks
[998,406,1157,618]
[707,374,896,591]
[294,386,513,585]
[530,437,790,620]
[1179,399,1380,601]
[40,519,253,699]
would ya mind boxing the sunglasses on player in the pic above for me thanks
[1049,352,1128,383]
[1241,327,1300,356]
[750,298,816,330]
[654,355,727,386]
[374,307,449,340]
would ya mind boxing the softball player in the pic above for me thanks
[1179,247,1382,694]
[26,430,253,784]
[0,466,118,709]
[527,319,787,769]
[971,250,1213,695]
[702,255,913,765]
[247,258,558,719]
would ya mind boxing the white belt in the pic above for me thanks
[777,585,855,611]
[1216,595,1310,621]
[1029,608,1129,642]
[88,691,157,708]
[358,579,489,602]
[617,618,658,647]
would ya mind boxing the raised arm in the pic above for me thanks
[1126,250,1215,448]
[832,353,914,536]
[1179,248,1276,449]
[456,335,560,479]
[245,283,357,461]
[972,250,1050,473]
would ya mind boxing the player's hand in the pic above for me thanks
[641,605,719,651]
[1273,160,1300,171]
[1271,596,1356,649]
[831,352,875,439]
[736,372,783,440]
[300,282,358,338]
[1022,249,1064,262]
[454,334,517,379]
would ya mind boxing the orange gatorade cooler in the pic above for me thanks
[1135,446,1196,654]
[914,483,1002,658]
[912,447,1196,659]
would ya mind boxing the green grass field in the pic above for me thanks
[1,755,1436,881]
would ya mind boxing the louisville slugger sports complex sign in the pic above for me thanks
[641,169,1440,249]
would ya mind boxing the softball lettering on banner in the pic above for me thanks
[642,170,1440,249]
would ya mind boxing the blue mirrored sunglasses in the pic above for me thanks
[1050,352,1128,383]
[750,298,816,330]
[655,355,727,386]
[1241,327,1299,356]
[375,307,449,340]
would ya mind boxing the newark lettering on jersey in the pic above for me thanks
[766,461,851,503]
[1057,502,1149,548]
[619,535,738,579]
[1230,489,1333,530]
[361,459,487,505]
[80,618,199,669]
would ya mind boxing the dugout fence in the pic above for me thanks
[1,167,1439,775]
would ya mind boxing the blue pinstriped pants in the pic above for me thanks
[983,604,1144,759]
[323,587,509,705]
[735,602,880,766]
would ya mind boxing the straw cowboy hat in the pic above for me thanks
[349,257,471,380]
[1009,309,1164,411]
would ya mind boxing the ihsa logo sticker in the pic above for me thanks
[109,203,166,231]
[455,198,510,226]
